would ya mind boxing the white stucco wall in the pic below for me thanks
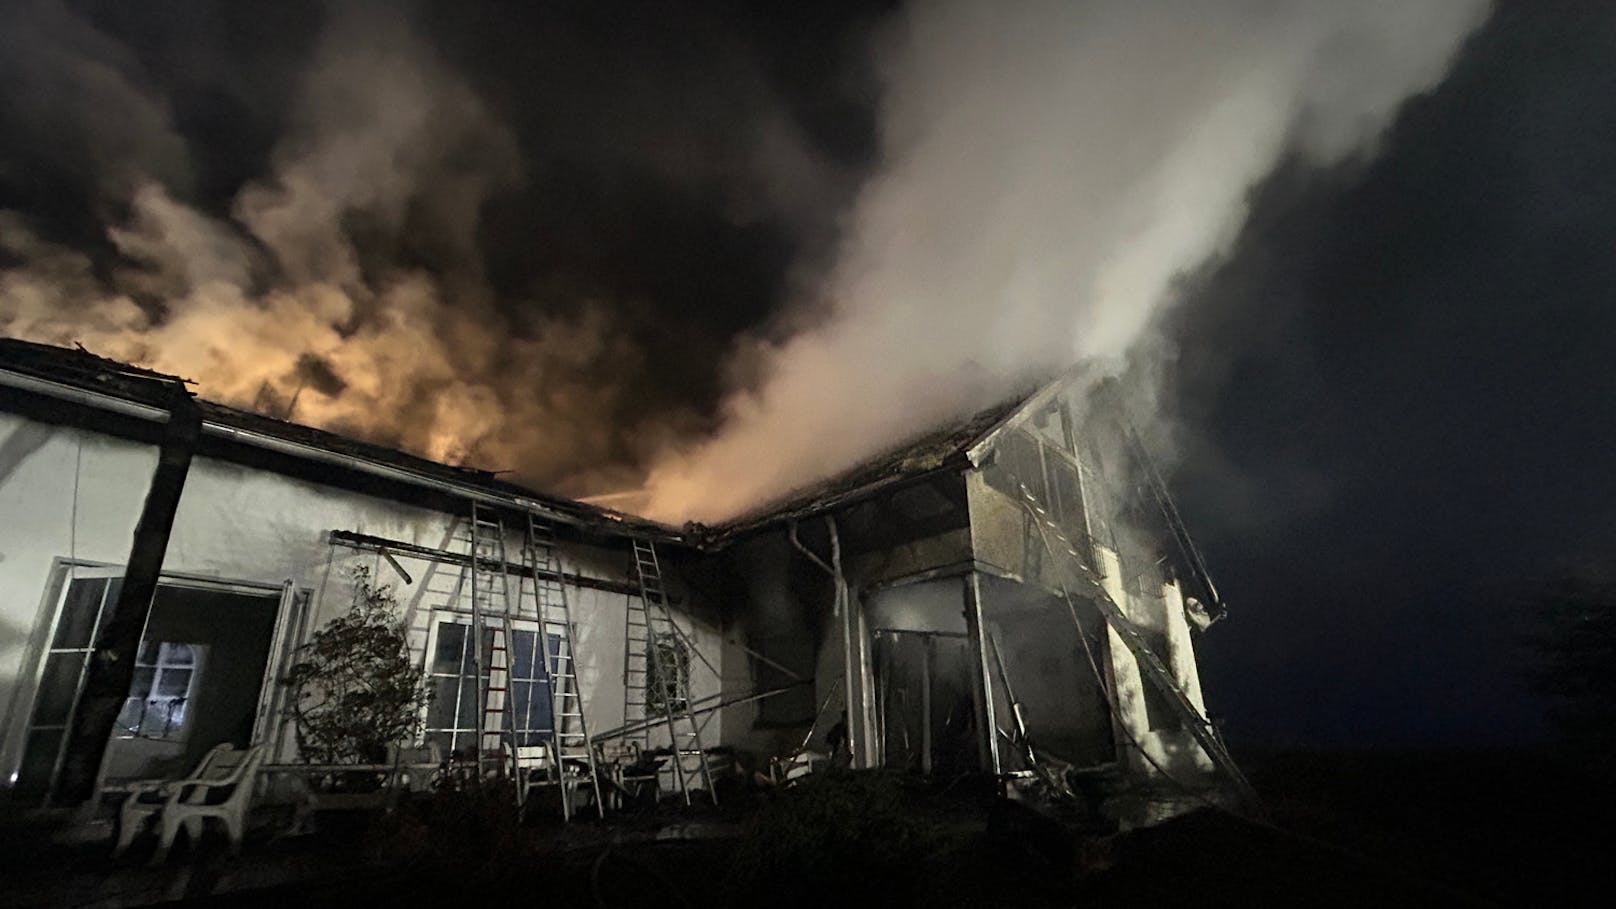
[0,409,723,787]
[0,415,158,766]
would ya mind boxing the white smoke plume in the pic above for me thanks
[641,0,1490,523]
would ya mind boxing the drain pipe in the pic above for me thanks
[789,517,861,768]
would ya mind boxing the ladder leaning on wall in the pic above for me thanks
[464,503,604,818]
[1002,470,1258,802]
[466,502,520,780]
[517,511,604,819]
[624,538,716,806]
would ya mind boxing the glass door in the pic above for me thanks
[872,631,980,776]
[13,569,124,805]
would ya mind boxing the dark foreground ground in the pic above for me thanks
[6,748,1611,908]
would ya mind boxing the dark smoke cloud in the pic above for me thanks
[0,0,876,495]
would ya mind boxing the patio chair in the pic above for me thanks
[114,743,266,862]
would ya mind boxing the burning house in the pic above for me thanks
[0,337,1245,826]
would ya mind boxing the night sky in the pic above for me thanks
[3,0,1612,749]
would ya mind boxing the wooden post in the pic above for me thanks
[962,571,1001,776]
[56,383,201,804]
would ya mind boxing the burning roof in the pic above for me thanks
[0,337,1067,550]
[0,337,673,540]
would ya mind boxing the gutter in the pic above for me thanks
[0,367,173,423]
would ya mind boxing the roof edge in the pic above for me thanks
[0,344,681,543]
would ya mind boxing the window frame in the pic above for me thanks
[11,566,124,801]
[114,640,204,742]
[645,631,692,716]
[421,615,559,756]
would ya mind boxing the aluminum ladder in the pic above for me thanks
[468,502,520,780]
[519,512,605,819]
[1009,477,1258,802]
[625,538,716,805]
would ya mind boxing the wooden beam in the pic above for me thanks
[327,529,664,601]
[58,383,201,804]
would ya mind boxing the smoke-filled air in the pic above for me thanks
[640,0,1489,523]
[0,1,1490,524]
[0,3,696,496]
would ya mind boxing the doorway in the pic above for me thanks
[872,631,979,775]
[13,570,282,805]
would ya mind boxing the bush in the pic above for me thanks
[283,566,431,769]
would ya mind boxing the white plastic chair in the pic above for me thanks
[509,742,554,807]
[115,743,266,862]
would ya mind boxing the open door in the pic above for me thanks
[13,570,284,806]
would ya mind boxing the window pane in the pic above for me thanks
[511,630,537,678]
[32,652,85,725]
[428,678,461,728]
[136,639,161,665]
[52,578,109,649]
[516,679,553,734]
[433,624,467,674]
[476,628,495,672]
[1050,457,1086,548]
[424,731,454,758]
[531,679,553,732]
[164,643,196,665]
[459,678,479,730]
[156,669,192,697]
[1017,434,1047,504]
[128,667,155,699]
[510,681,533,729]
[101,578,124,625]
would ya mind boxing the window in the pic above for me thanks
[423,619,558,755]
[114,641,203,740]
[507,628,558,746]
[985,429,1043,503]
[645,632,690,715]
[14,574,122,799]
[1044,447,1089,552]
[424,621,485,758]
[985,429,1093,565]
